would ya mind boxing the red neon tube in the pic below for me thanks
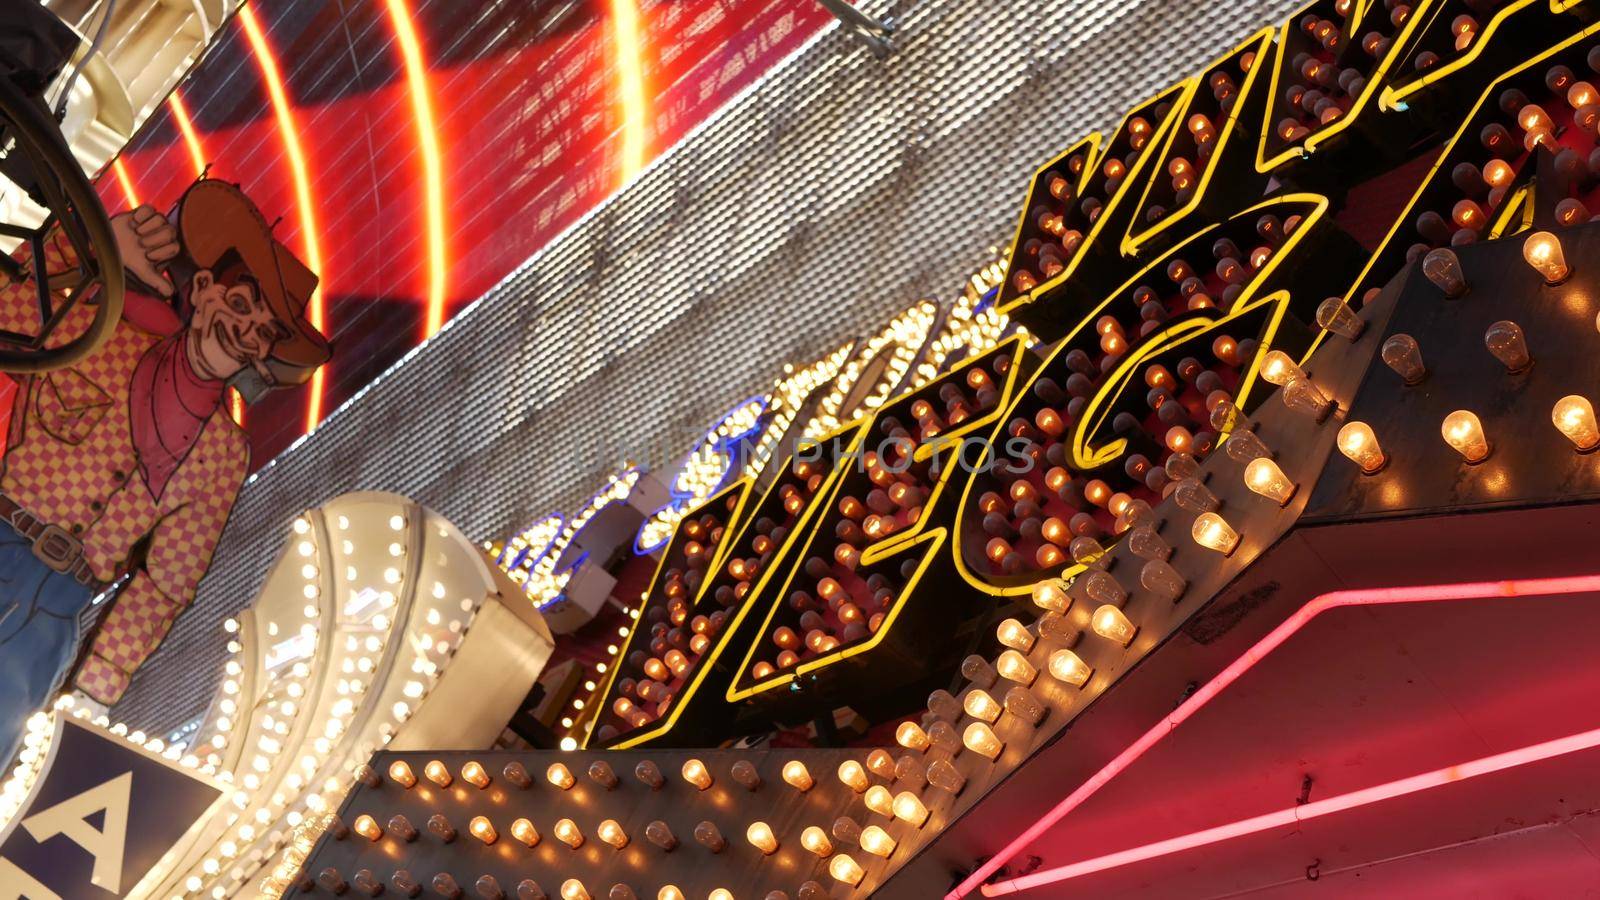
[948,575,1600,898]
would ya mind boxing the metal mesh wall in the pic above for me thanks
[112,0,1304,735]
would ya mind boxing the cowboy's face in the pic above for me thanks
[186,269,288,381]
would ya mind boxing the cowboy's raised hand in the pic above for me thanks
[110,204,179,297]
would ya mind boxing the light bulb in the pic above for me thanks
[837,760,868,793]
[996,649,1038,685]
[832,816,862,846]
[1381,334,1425,384]
[926,720,961,754]
[425,759,451,787]
[927,689,962,722]
[547,763,574,790]
[1244,457,1295,505]
[801,826,832,857]
[470,816,498,845]
[927,758,966,794]
[1337,421,1386,473]
[555,818,583,849]
[657,889,684,900]
[829,854,866,886]
[1031,579,1070,613]
[996,618,1035,652]
[694,821,726,852]
[1192,513,1239,555]
[1127,525,1171,561]
[1282,377,1334,420]
[864,784,894,816]
[747,821,778,854]
[1049,649,1092,686]
[892,791,930,826]
[1421,247,1467,297]
[730,760,761,791]
[1172,478,1219,514]
[783,760,814,791]
[1523,230,1570,283]
[1003,685,1046,725]
[645,820,677,851]
[561,881,590,900]
[1553,395,1600,451]
[1165,451,1201,481]
[1082,570,1126,607]
[1484,320,1531,372]
[682,759,713,790]
[353,814,383,841]
[511,818,539,847]
[896,721,930,752]
[1092,604,1137,646]
[462,761,490,789]
[963,721,1004,759]
[1223,429,1272,464]
[1442,410,1490,463]
[588,760,618,790]
[388,760,416,788]
[1259,350,1304,386]
[962,655,999,689]
[868,748,897,779]
[860,825,898,858]
[964,689,1002,722]
[598,819,628,849]
[1315,297,1364,340]
[1140,558,1187,601]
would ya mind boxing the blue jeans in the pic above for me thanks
[0,518,91,765]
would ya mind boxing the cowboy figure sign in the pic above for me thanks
[0,179,329,764]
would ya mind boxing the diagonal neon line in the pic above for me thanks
[382,0,449,340]
[950,575,1600,898]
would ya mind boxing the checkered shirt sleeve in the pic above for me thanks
[76,420,249,704]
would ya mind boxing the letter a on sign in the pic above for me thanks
[0,857,65,900]
[19,772,131,892]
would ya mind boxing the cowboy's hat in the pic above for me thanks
[174,179,330,384]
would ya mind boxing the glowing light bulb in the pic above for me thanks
[963,721,1004,759]
[1259,350,1304,386]
[1335,421,1386,474]
[1442,410,1490,463]
[1092,605,1137,646]
[964,689,1002,722]
[1048,649,1092,686]
[996,649,1038,685]
[462,761,490,789]
[1381,334,1426,384]
[657,889,685,900]
[1553,395,1600,451]
[681,759,712,790]
[598,819,628,849]
[424,759,451,787]
[892,791,930,827]
[864,784,894,816]
[1483,158,1513,188]
[830,854,866,886]
[1523,231,1570,283]
[547,763,574,790]
[1192,512,1239,555]
[1244,457,1295,505]
[1484,320,1531,373]
[783,760,814,791]
[838,760,868,793]
[511,818,540,847]
[896,721,930,752]
[1031,579,1070,613]
[353,814,383,841]
[388,760,416,788]
[561,880,590,900]
[555,818,584,849]
[800,825,833,857]
[470,816,498,845]
[1421,247,1467,297]
[996,618,1035,652]
[860,825,898,858]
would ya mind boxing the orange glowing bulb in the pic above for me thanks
[388,761,416,788]
[682,758,713,790]
[470,816,497,845]
[424,760,451,787]
[353,814,383,841]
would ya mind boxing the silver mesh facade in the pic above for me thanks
[112,0,1304,735]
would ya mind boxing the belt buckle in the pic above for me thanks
[32,524,80,574]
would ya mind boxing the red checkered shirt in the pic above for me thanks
[0,231,248,705]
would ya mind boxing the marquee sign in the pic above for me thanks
[285,4,1600,898]
[0,717,223,900]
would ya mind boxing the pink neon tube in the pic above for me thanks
[947,575,1600,899]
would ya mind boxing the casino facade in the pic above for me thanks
[5,1,1600,898]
